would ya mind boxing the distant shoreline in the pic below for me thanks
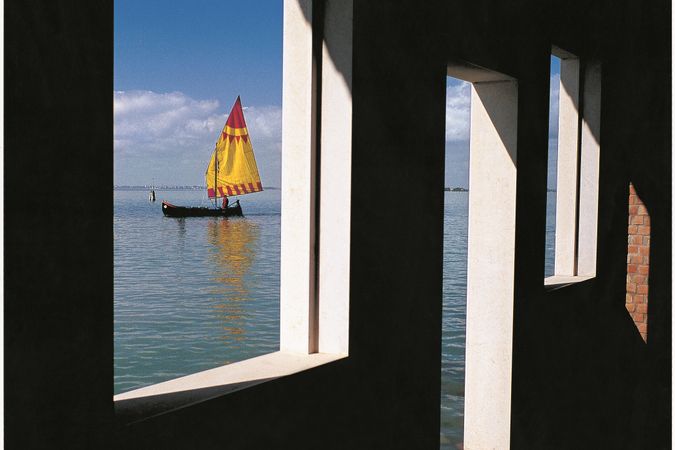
[114,186,280,191]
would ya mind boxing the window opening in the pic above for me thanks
[444,62,518,449]
[545,47,601,284]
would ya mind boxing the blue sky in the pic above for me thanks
[114,0,283,186]
[114,1,560,189]
[115,0,282,105]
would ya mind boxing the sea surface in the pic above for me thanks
[114,188,556,447]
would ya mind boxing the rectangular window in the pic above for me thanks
[114,0,352,410]
[545,47,601,285]
[446,61,519,449]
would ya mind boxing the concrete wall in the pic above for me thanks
[5,0,669,449]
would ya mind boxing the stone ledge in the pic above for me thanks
[114,351,346,423]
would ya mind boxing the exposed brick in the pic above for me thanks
[633,274,645,283]
[630,215,644,225]
[631,255,644,264]
[626,183,649,342]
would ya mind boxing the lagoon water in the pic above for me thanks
[114,188,556,447]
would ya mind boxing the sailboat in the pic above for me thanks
[162,96,264,217]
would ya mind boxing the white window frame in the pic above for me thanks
[114,0,352,414]
[447,61,518,450]
[546,46,601,286]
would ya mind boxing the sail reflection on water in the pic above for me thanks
[206,218,260,347]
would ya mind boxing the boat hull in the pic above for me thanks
[161,201,243,218]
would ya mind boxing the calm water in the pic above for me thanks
[114,188,281,394]
[114,189,556,446]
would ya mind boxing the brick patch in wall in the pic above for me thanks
[625,182,649,342]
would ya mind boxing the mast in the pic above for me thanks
[214,146,218,207]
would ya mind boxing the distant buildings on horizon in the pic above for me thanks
[114,185,280,190]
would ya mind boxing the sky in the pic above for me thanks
[114,0,283,186]
[114,1,560,189]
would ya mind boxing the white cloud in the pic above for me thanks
[445,81,471,142]
[114,90,282,186]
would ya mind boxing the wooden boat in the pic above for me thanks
[161,96,263,217]
[162,200,242,217]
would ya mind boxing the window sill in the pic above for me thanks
[544,275,594,290]
[114,351,346,424]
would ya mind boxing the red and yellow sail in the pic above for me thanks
[206,96,263,198]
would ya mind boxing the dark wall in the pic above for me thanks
[6,1,668,449]
[5,1,114,449]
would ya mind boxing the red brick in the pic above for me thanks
[633,294,644,304]
[631,215,644,225]
[629,193,637,203]
[643,216,650,225]
[628,225,638,234]
[627,264,637,273]
[633,312,644,322]
[627,244,639,254]
[637,225,651,235]
[642,236,650,246]
[637,284,649,295]
[638,205,648,215]
[629,184,636,195]
[626,303,636,312]
[637,323,647,333]
[643,256,650,265]
[626,282,637,292]
[628,205,639,215]
[632,274,645,284]
[637,303,648,314]
[637,265,650,275]
[638,245,650,256]
[630,255,644,264]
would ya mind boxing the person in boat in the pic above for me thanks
[222,195,229,209]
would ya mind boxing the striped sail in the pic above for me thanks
[205,96,264,198]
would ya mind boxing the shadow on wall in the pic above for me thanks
[298,0,353,95]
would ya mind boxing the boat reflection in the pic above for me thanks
[206,218,260,347]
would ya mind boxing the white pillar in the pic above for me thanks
[280,0,316,354]
[576,62,601,277]
[553,56,581,276]
[464,80,518,450]
[318,0,352,355]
